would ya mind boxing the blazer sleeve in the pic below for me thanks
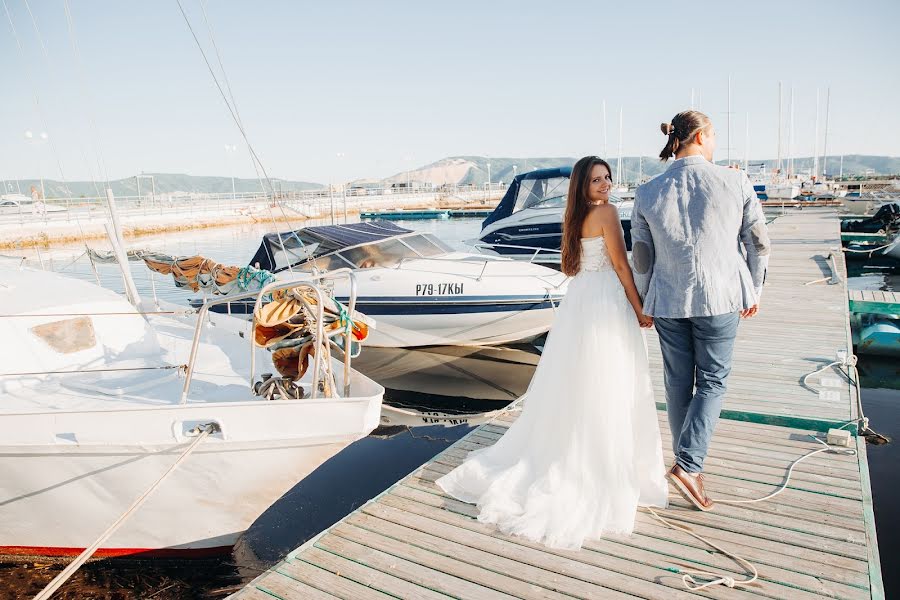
[739,173,771,297]
[630,192,655,300]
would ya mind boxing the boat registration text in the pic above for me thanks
[415,283,465,296]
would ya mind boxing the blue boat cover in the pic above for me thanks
[481,166,573,229]
[248,221,413,272]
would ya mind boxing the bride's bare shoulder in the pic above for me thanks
[582,205,607,237]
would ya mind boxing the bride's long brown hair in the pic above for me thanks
[561,156,612,276]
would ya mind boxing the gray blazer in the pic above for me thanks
[632,155,770,318]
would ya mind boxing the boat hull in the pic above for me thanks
[0,396,382,557]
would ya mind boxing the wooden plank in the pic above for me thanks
[856,436,886,600]
[414,463,868,555]
[275,559,395,600]
[389,482,871,589]
[368,493,859,600]
[394,481,871,579]
[293,546,458,600]
[250,572,341,600]
[230,588,285,600]
[344,509,650,600]
[321,524,547,599]
[299,546,453,600]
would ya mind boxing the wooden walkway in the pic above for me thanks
[231,210,884,600]
[849,289,900,316]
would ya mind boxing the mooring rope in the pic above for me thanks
[32,423,219,600]
[644,428,858,591]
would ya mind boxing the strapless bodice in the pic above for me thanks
[580,236,613,273]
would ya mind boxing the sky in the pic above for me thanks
[1,0,898,184]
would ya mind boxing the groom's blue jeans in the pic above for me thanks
[654,312,740,473]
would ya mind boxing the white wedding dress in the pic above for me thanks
[437,235,668,550]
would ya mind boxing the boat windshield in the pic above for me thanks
[313,233,453,270]
[513,176,570,212]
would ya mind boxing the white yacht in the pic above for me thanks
[191,222,568,348]
[0,265,383,558]
[476,167,633,264]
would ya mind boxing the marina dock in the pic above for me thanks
[231,210,884,599]
[849,290,900,316]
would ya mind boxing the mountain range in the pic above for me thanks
[379,155,900,187]
[4,155,898,198]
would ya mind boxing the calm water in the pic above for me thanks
[2,214,898,599]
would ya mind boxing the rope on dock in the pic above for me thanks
[31,422,219,600]
[644,429,857,591]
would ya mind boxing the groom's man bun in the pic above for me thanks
[659,111,712,162]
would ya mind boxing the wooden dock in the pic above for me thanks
[231,210,884,600]
[849,289,900,316]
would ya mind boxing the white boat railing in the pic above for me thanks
[181,268,358,403]
[466,241,561,264]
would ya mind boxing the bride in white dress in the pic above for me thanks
[437,156,668,550]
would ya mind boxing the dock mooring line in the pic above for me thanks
[644,426,858,591]
[32,423,219,600]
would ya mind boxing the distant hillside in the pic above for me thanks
[2,173,323,199]
[6,154,897,199]
[384,155,900,186]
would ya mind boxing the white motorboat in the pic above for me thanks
[0,265,383,558]
[762,183,801,200]
[476,167,633,264]
[191,221,568,348]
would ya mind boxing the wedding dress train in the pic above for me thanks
[437,236,668,550]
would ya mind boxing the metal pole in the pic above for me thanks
[823,87,831,178]
[727,76,732,166]
[342,183,348,223]
[813,88,820,180]
[329,182,336,224]
[777,81,783,175]
[744,113,749,172]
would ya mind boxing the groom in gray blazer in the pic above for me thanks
[632,111,770,511]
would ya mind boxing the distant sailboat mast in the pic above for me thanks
[776,82,783,176]
[813,88,820,180]
[823,87,831,178]
[616,108,623,187]
[602,100,609,159]
[788,86,795,178]
[727,76,732,166]
[744,113,749,172]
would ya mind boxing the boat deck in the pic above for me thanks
[231,209,884,600]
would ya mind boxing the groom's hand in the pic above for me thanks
[740,304,759,318]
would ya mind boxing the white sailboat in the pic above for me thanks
[0,263,383,558]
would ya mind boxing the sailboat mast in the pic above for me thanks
[777,81,783,175]
[814,88,820,180]
[823,87,831,178]
[602,100,608,159]
[727,76,732,166]
[616,108,623,187]
[744,113,750,172]
[788,86,795,178]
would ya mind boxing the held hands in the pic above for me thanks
[740,303,759,319]
[635,309,654,328]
